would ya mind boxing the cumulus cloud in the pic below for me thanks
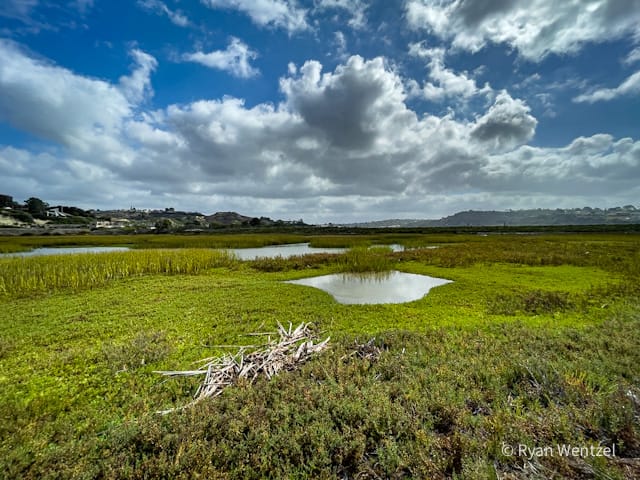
[471,91,537,151]
[406,0,640,61]
[137,0,190,27]
[573,70,640,103]
[408,42,491,101]
[183,38,259,78]
[0,39,131,151]
[0,42,638,222]
[201,0,308,32]
[281,56,416,151]
[482,134,640,194]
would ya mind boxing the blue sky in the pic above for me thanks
[1,0,639,223]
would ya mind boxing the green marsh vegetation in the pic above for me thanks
[0,233,308,253]
[0,231,450,254]
[1,233,639,478]
[0,249,237,298]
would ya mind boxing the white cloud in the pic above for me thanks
[406,0,640,62]
[0,39,131,151]
[471,91,537,152]
[201,0,308,32]
[573,70,640,103]
[333,31,347,59]
[625,47,640,65]
[280,56,417,153]
[314,0,367,28]
[119,49,158,104]
[408,42,491,101]
[0,43,638,222]
[137,0,190,27]
[482,134,640,194]
[183,38,259,78]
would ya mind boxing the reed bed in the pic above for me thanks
[0,248,237,298]
[0,243,31,254]
[338,245,395,272]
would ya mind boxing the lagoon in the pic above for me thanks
[229,243,405,260]
[229,242,346,260]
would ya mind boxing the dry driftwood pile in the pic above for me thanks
[155,322,329,414]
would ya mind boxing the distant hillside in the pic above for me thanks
[343,206,640,228]
[204,211,253,226]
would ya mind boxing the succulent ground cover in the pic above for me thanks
[1,233,638,478]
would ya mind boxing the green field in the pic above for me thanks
[1,233,639,478]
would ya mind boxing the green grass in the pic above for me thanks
[1,232,639,478]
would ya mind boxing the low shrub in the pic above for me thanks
[487,290,574,315]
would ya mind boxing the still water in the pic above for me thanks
[229,243,345,260]
[230,243,405,260]
[285,270,452,304]
[3,243,412,259]
[2,246,131,257]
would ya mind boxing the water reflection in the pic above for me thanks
[229,243,346,260]
[1,246,131,258]
[230,243,408,260]
[286,270,452,304]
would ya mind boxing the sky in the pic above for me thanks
[0,0,639,223]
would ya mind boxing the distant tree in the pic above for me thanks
[154,219,173,233]
[249,217,261,227]
[7,210,34,223]
[25,197,48,218]
[63,206,94,218]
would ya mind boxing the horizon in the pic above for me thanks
[2,190,637,225]
[1,1,639,224]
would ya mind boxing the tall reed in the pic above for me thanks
[0,249,237,298]
[338,246,395,273]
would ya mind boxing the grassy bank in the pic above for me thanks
[1,233,639,478]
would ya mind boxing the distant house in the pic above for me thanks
[94,218,132,229]
[46,207,70,218]
[0,194,13,208]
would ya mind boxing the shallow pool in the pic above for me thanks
[285,270,452,304]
